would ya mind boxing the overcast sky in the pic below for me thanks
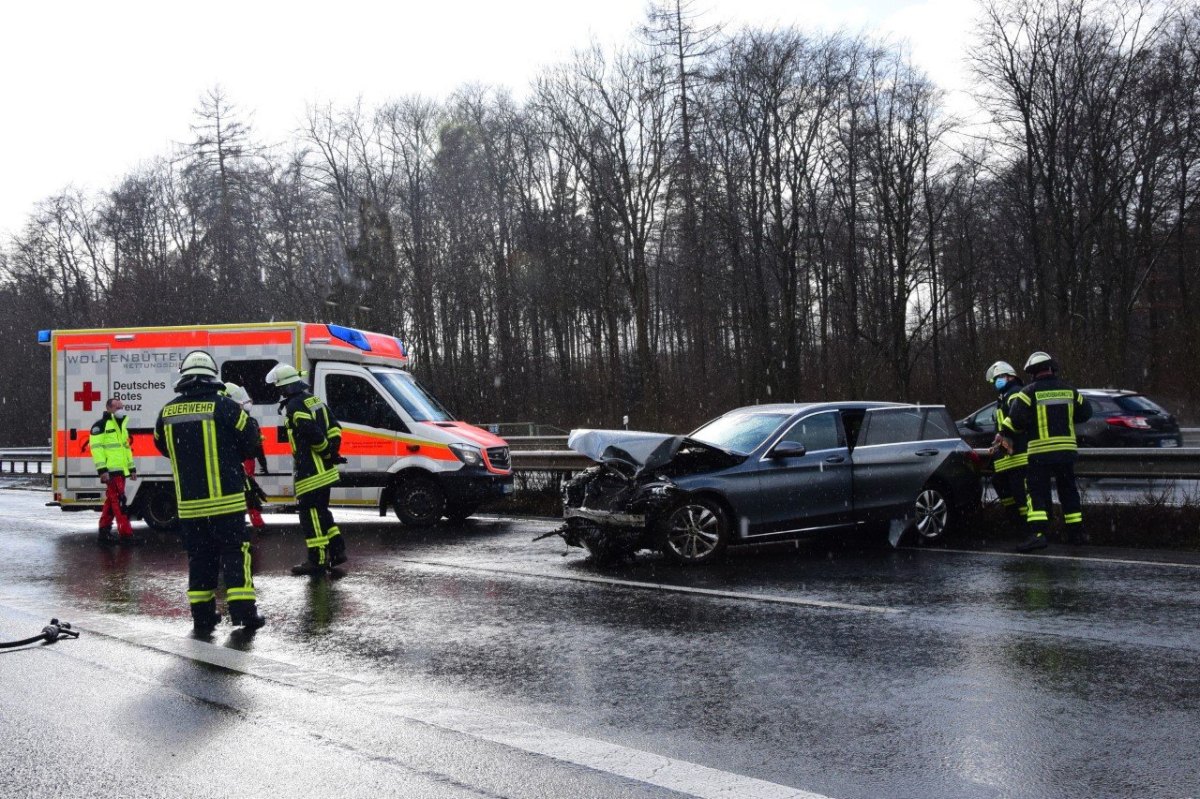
[0,0,979,240]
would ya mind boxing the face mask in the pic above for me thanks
[994,377,1008,391]
[113,409,127,419]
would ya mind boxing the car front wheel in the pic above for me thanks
[393,475,445,526]
[912,483,951,543]
[657,497,730,565]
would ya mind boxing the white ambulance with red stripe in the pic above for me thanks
[43,322,513,530]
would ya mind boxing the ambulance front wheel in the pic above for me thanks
[392,475,445,527]
[138,486,179,532]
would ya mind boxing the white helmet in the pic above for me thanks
[265,363,305,387]
[1024,351,1055,374]
[985,361,1017,384]
[179,350,218,378]
[223,382,251,406]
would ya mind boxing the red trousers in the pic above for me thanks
[100,473,134,537]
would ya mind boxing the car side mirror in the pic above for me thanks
[770,441,806,459]
[963,419,980,431]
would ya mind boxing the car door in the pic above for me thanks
[957,402,997,447]
[851,407,949,520]
[750,410,853,535]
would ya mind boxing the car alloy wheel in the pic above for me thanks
[662,499,728,564]
[913,486,949,541]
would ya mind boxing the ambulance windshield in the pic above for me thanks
[372,369,454,423]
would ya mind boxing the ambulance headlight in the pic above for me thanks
[449,443,483,466]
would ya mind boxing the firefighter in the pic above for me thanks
[984,361,1028,530]
[154,351,265,633]
[265,363,347,575]
[91,397,138,544]
[223,382,269,534]
[1003,351,1093,552]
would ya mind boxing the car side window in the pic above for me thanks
[861,409,924,446]
[325,373,408,433]
[779,412,841,452]
[974,405,997,430]
[921,408,956,440]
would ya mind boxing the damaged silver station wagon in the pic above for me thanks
[554,402,982,565]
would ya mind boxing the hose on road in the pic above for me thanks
[0,619,80,649]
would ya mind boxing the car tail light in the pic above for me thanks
[1106,416,1151,429]
[965,447,984,470]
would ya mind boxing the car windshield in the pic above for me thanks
[1114,395,1166,415]
[371,369,454,422]
[689,412,789,455]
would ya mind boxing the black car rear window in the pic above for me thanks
[860,409,924,446]
[1088,397,1122,414]
[1115,395,1167,414]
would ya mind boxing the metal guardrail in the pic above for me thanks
[505,436,570,451]
[9,444,1200,480]
[0,449,51,475]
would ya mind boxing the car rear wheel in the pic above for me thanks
[658,497,730,565]
[912,483,951,543]
[137,485,179,532]
[393,475,445,527]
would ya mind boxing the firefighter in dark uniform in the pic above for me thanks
[265,363,347,575]
[1003,351,1093,551]
[154,351,266,632]
[984,361,1028,530]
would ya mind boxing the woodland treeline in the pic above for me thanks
[3,0,1200,444]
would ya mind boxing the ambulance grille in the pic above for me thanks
[486,447,511,471]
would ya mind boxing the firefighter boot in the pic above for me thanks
[97,526,117,546]
[291,558,324,576]
[327,528,347,569]
[191,601,222,634]
[229,601,266,631]
[1014,532,1048,552]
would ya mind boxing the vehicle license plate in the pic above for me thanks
[1160,439,1179,448]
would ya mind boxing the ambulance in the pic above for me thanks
[43,322,513,530]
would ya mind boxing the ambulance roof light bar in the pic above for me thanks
[327,324,372,351]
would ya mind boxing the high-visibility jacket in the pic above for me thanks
[281,390,342,496]
[1004,375,1093,459]
[153,382,259,519]
[90,412,136,476]
[993,381,1028,472]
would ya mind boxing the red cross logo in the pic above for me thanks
[74,381,102,412]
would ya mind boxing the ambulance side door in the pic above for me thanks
[313,366,410,486]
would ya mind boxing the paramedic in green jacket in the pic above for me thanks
[91,397,137,544]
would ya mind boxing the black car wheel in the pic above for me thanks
[137,485,179,532]
[393,475,445,526]
[912,483,951,543]
[658,497,730,565]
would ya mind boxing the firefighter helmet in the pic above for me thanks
[985,361,1017,384]
[265,363,305,387]
[179,350,218,378]
[1024,351,1056,374]
[223,382,250,406]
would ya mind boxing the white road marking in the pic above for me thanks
[913,547,1200,570]
[400,559,901,615]
[0,596,836,799]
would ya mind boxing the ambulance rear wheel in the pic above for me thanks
[393,475,445,527]
[139,486,179,532]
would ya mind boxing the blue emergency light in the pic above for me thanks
[37,330,51,345]
[327,324,372,351]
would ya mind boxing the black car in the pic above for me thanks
[554,402,982,565]
[957,389,1183,449]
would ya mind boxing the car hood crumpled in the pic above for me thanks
[568,429,685,472]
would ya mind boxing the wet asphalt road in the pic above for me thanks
[1,485,1199,799]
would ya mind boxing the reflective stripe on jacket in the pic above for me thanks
[90,413,135,476]
[993,382,1028,472]
[1004,376,1093,458]
[282,391,342,496]
[153,385,259,519]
